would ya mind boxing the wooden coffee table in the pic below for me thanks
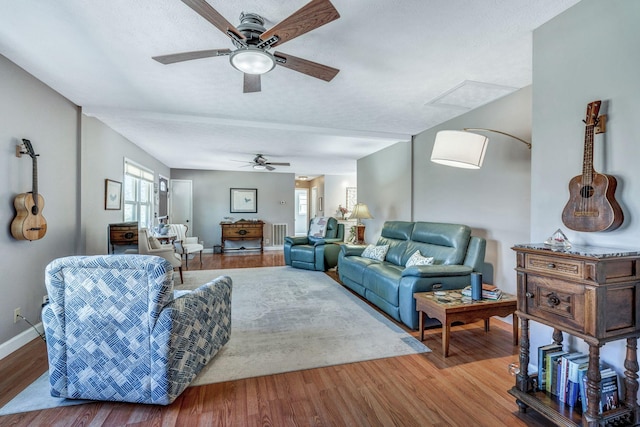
[414,290,518,357]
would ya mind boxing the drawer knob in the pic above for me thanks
[547,263,556,269]
[525,292,534,298]
[546,293,561,307]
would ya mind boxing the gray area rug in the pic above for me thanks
[0,266,428,415]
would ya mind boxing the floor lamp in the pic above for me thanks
[349,203,373,244]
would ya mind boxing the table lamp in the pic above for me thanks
[348,203,373,244]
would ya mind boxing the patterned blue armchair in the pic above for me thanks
[42,255,232,405]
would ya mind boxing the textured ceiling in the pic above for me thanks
[0,0,580,176]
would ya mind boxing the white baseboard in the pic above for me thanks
[0,323,44,361]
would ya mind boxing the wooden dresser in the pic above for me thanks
[220,221,264,253]
[510,243,640,427]
[108,222,138,253]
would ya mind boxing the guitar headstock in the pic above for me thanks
[21,139,38,158]
[584,100,602,126]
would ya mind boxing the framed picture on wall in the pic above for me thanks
[346,187,357,212]
[230,188,257,213]
[105,179,122,210]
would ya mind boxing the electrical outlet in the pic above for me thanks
[14,307,21,324]
[265,238,270,244]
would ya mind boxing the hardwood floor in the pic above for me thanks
[0,252,550,426]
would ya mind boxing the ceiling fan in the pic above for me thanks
[153,0,340,93]
[237,154,291,171]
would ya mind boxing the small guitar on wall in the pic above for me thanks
[561,100,623,232]
[11,139,47,241]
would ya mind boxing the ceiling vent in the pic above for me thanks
[426,80,517,110]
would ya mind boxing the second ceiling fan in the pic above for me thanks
[153,0,340,93]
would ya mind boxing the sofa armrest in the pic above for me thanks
[401,264,473,278]
[340,244,366,257]
[285,236,309,245]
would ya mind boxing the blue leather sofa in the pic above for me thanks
[284,217,345,271]
[338,221,486,330]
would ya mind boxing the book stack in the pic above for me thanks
[537,343,620,415]
[461,284,503,300]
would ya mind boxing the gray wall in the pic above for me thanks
[530,0,640,371]
[81,116,171,255]
[170,169,295,249]
[0,55,171,351]
[413,87,532,291]
[0,54,79,346]
[357,141,412,242]
[324,174,357,218]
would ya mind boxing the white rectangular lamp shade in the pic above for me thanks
[431,130,489,169]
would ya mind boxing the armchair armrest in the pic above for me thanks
[340,244,366,257]
[148,247,176,257]
[285,236,309,245]
[184,236,199,245]
[401,264,473,278]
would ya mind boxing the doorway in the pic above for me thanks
[295,188,309,236]
[170,179,193,232]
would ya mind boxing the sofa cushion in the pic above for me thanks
[405,250,434,267]
[404,222,471,265]
[339,255,379,284]
[361,244,389,261]
[380,221,414,240]
[290,245,316,263]
[363,263,402,306]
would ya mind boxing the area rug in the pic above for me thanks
[0,266,428,415]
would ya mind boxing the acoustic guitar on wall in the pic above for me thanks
[11,139,47,241]
[561,100,623,232]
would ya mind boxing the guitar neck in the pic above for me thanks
[32,156,39,206]
[581,128,599,188]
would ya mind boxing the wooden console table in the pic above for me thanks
[510,243,640,427]
[108,222,138,254]
[220,220,264,253]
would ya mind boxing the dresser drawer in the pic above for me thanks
[223,227,262,238]
[525,253,584,279]
[522,275,586,333]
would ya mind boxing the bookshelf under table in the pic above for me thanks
[511,244,640,427]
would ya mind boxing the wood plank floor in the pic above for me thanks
[0,251,550,426]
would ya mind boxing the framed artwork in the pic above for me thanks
[105,179,122,210]
[318,196,323,212]
[230,188,257,213]
[346,187,357,212]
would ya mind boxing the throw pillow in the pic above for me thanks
[308,217,329,238]
[361,244,389,262]
[149,236,162,249]
[405,250,435,267]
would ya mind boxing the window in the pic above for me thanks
[123,160,155,229]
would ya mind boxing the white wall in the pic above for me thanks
[530,0,640,373]
[169,169,294,249]
[0,55,79,346]
[324,174,357,218]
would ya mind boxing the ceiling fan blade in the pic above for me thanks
[267,162,290,166]
[152,49,231,64]
[260,0,339,47]
[266,165,276,171]
[274,52,339,82]
[243,74,261,93]
[181,0,245,40]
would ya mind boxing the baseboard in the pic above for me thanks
[203,246,283,254]
[0,323,44,361]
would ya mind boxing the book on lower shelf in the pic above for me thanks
[579,367,619,414]
[537,343,562,391]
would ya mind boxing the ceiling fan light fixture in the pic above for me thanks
[230,47,275,75]
[253,164,267,170]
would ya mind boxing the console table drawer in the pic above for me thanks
[525,254,583,279]
[522,275,585,333]
[223,226,262,238]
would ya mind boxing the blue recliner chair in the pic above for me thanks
[284,217,345,271]
[42,255,232,405]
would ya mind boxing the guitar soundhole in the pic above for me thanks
[579,185,594,198]
[31,206,39,215]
